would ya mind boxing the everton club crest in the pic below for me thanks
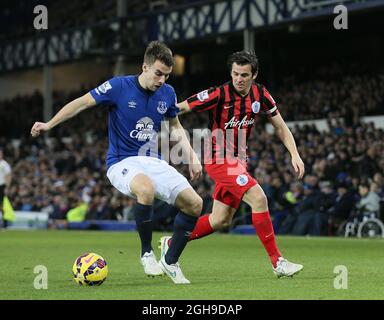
[157,101,167,114]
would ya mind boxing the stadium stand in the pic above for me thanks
[1,65,383,234]
[0,0,116,40]
[0,0,383,236]
[0,0,202,41]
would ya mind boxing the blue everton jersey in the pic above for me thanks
[89,75,179,169]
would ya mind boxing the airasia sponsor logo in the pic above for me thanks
[224,116,254,129]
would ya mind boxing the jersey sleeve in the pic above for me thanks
[261,86,279,118]
[165,87,179,119]
[89,77,122,105]
[186,87,221,112]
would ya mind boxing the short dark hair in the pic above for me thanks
[227,51,259,75]
[359,183,370,190]
[144,41,174,67]
[336,181,349,190]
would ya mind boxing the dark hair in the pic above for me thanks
[359,183,370,190]
[336,181,349,190]
[144,41,174,67]
[227,51,259,75]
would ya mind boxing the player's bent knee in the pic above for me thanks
[250,191,268,209]
[256,192,268,205]
[132,183,155,204]
[186,196,203,217]
[174,189,203,216]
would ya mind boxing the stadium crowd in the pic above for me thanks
[0,0,203,41]
[0,0,116,40]
[275,73,384,122]
[1,66,383,235]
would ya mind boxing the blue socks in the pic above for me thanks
[165,212,198,265]
[133,203,153,256]
[134,204,198,263]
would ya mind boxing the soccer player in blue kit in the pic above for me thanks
[31,41,202,284]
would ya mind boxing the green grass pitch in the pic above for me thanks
[0,230,383,300]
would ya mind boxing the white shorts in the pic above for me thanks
[106,156,192,205]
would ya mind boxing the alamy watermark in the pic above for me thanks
[333,5,348,30]
[136,121,251,175]
[333,265,348,289]
[33,265,48,289]
[32,4,347,31]
[33,5,48,30]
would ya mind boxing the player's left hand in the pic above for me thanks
[189,162,202,181]
[291,154,305,179]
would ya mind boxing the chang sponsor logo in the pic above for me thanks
[130,117,156,141]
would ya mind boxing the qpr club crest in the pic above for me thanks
[157,101,167,114]
[236,174,249,186]
[251,101,261,113]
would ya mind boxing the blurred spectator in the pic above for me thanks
[272,181,303,234]
[290,183,323,236]
[372,172,384,197]
[312,181,338,236]
[326,181,356,235]
[356,182,381,216]
[0,149,12,228]
[353,145,381,180]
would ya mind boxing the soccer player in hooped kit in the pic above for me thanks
[31,41,203,284]
[160,51,305,277]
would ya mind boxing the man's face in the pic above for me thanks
[230,63,256,95]
[142,60,172,91]
[337,187,347,195]
[359,186,369,197]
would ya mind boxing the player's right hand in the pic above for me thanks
[291,154,305,179]
[189,162,202,182]
[31,122,50,137]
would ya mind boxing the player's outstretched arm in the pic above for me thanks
[31,93,97,137]
[269,113,305,179]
